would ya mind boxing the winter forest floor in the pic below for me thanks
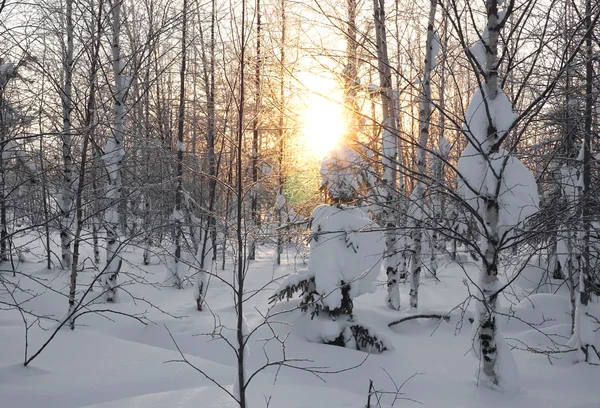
[1,232,599,408]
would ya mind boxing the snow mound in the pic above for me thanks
[501,294,572,332]
[320,145,370,201]
[458,149,539,237]
[309,205,384,310]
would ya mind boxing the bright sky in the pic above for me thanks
[297,72,344,160]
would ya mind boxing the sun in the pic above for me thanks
[299,74,344,159]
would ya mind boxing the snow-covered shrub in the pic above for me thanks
[271,144,388,353]
[320,144,373,204]
[271,204,389,353]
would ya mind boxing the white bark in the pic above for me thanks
[373,0,402,311]
[102,0,125,302]
[59,0,74,269]
[474,0,505,386]
[409,0,437,309]
[249,0,261,261]
[171,0,188,289]
[568,0,599,363]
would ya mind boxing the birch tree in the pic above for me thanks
[102,0,126,302]
[567,0,600,363]
[170,0,188,289]
[198,0,217,270]
[68,0,102,329]
[59,0,74,269]
[456,0,539,390]
[373,0,402,310]
[408,0,437,310]
[275,0,286,266]
[248,0,261,261]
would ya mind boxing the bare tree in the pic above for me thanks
[408,0,438,310]
[102,0,126,302]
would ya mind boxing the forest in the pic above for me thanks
[0,0,599,407]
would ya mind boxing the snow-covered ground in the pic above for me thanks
[1,233,599,408]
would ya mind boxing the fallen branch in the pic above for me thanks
[388,313,450,328]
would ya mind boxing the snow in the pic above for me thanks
[0,232,599,408]
[309,204,384,310]
[2,139,15,161]
[458,87,539,238]
[431,30,441,69]
[439,136,451,156]
[0,62,15,77]
[463,88,516,149]
[274,269,312,294]
[104,208,119,225]
[470,29,489,66]
[102,138,125,181]
[320,144,370,201]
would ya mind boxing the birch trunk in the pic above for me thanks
[248,0,261,261]
[68,0,102,327]
[102,0,125,302]
[171,0,188,289]
[198,0,217,269]
[373,0,401,310]
[409,0,437,309]
[476,0,503,385]
[568,0,599,363]
[276,0,286,266]
[235,0,248,405]
[59,0,74,269]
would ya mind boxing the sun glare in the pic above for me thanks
[299,75,344,159]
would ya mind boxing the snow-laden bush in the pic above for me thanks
[271,204,389,353]
[271,143,389,353]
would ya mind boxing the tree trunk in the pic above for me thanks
[172,0,188,289]
[198,0,218,269]
[103,0,125,302]
[568,0,598,363]
[373,0,401,310]
[276,0,286,266]
[59,0,74,269]
[476,0,503,385]
[235,0,248,405]
[249,0,261,261]
[68,0,102,327]
[409,0,437,309]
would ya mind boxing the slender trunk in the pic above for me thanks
[37,52,52,270]
[276,0,286,266]
[142,22,154,266]
[198,0,218,269]
[477,0,503,385]
[103,0,125,302]
[431,1,449,270]
[92,143,101,264]
[172,0,188,289]
[60,0,74,269]
[373,0,401,310]
[344,0,359,141]
[0,65,9,262]
[569,0,597,363]
[249,0,261,261]
[40,139,52,270]
[0,153,6,262]
[222,158,233,271]
[409,0,437,309]
[68,0,102,327]
[235,1,248,405]
[68,127,92,330]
